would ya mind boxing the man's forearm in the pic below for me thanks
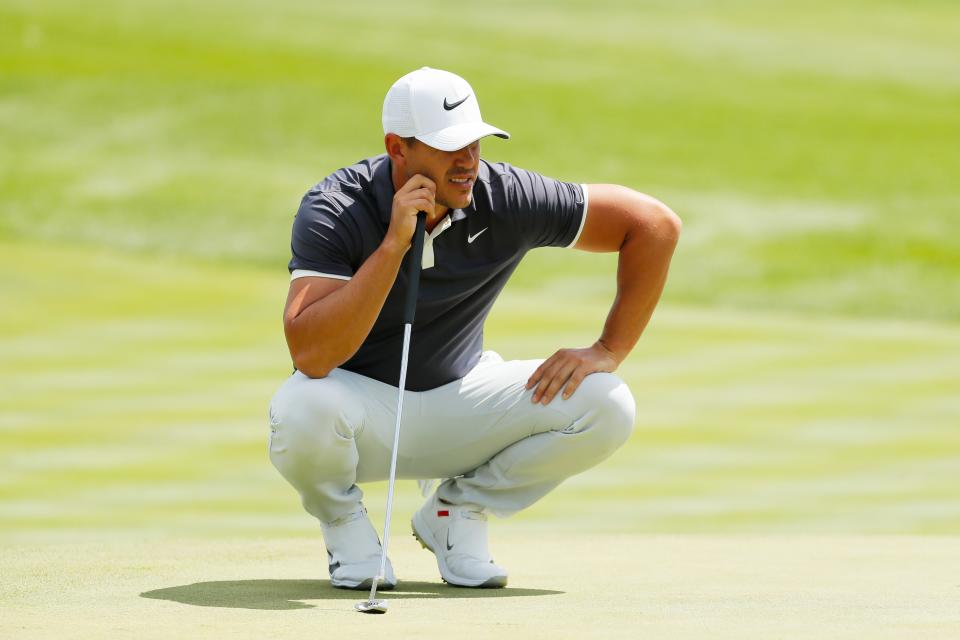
[526,189,681,405]
[597,206,681,363]
[285,242,407,377]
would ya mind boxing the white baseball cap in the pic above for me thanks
[382,67,510,152]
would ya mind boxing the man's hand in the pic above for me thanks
[383,174,436,253]
[526,341,620,405]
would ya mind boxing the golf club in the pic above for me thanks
[355,210,427,615]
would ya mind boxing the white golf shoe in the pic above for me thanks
[411,493,508,588]
[321,506,396,590]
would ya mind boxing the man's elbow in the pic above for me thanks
[291,354,333,379]
[630,190,681,246]
[284,324,335,379]
[655,202,682,245]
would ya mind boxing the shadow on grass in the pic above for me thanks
[141,579,564,610]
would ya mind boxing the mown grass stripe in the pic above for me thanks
[3,241,958,535]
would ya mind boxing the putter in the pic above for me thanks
[356,211,428,615]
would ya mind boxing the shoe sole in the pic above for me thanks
[411,513,508,589]
[331,578,395,591]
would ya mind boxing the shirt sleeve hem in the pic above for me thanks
[565,183,589,248]
[290,269,352,281]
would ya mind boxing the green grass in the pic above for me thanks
[2,0,959,318]
[2,3,959,635]
[4,535,959,639]
[1,0,959,545]
[2,241,957,537]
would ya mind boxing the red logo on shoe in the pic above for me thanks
[438,510,449,517]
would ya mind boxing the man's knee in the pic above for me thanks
[269,374,364,454]
[573,372,636,451]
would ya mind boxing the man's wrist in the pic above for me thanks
[595,339,624,365]
[378,235,409,261]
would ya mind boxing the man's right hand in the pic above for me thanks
[384,174,436,253]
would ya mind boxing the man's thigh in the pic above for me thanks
[355,352,582,481]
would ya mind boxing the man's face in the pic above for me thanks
[402,139,481,211]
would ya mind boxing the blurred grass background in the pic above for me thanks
[1,0,959,542]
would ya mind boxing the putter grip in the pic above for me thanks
[403,211,427,325]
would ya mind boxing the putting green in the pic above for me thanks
[3,534,958,639]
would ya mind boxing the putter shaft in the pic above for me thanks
[357,212,427,614]
[366,323,412,605]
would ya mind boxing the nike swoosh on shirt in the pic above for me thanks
[446,530,454,551]
[467,228,488,244]
[443,95,470,110]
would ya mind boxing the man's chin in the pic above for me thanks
[441,193,472,211]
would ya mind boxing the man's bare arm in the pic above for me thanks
[526,184,681,404]
[283,174,437,378]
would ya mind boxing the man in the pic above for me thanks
[268,67,680,590]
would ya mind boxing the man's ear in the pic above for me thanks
[384,133,406,161]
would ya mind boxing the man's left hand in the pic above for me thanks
[526,341,620,405]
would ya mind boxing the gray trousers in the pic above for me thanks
[268,352,636,524]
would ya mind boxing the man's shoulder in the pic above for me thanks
[478,158,524,185]
[298,154,390,218]
[476,159,550,207]
[306,154,388,195]
[477,159,548,192]
[476,159,519,200]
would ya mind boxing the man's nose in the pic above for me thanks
[455,144,477,166]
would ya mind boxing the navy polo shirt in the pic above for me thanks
[288,154,588,391]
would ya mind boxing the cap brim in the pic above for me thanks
[416,122,510,152]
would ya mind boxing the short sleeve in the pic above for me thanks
[500,165,587,249]
[287,189,360,280]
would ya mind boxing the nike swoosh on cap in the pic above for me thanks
[443,95,470,110]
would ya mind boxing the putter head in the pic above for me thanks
[355,599,388,614]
